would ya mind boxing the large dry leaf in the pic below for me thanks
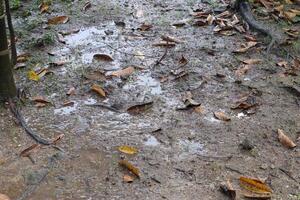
[0,194,10,200]
[93,54,114,62]
[119,160,140,178]
[118,146,138,155]
[91,84,106,97]
[111,67,135,77]
[20,144,41,157]
[278,129,296,148]
[47,16,69,25]
[239,176,272,194]
[214,111,231,121]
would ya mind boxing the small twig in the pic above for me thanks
[279,168,299,184]
[154,47,168,66]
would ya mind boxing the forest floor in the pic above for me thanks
[0,0,300,199]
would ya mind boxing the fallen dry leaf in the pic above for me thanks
[235,64,252,77]
[84,71,106,81]
[241,192,271,199]
[127,101,153,115]
[111,66,135,77]
[194,105,205,114]
[239,176,272,194]
[91,84,106,97]
[17,53,30,63]
[119,160,140,178]
[20,144,41,157]
[277,60,289,68]
[123,174,134,183]
[28,70,40,81]
[178,55,188,66]
[82,1,91,11]
[118,146,138,155]
[67,87,76,96]
[242,59,262,65]
[31,96,51,104]
[93,54,113,62]
[278,129,296,148]
[233,41,258,53]
[214,111,231,121]
[0,194,11,200]
[138,23,153,31]
[39,2,49,14]
[161,35,183,44]
[232,95,258,110]
[220,180,236,200]
[47,16,69,25]
[62,101,75,107]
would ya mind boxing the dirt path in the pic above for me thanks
[0,0,300,199]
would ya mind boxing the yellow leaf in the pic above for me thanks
[118,145,138,155]
[119,160,140,178]
[239,176,272,194]
[28,70,40,81]
[91,84,106,97]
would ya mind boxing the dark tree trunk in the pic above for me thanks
[4,0,17,65]
[0,0,17,99]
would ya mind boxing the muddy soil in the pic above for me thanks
[0,0,300,199]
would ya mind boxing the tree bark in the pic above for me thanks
[0,0,17,99]
[4,0,17,65]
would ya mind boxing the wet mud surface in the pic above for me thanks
[0,0,300,199]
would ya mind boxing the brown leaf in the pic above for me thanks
[67,87,76,96]
[241,192,271,199]
[235,64,251,77]
[194,105,205,114]
[277,60,289,68]
[62,101,75,107]
[91,84,106,97]
[123,174,134,183]
[153,41,176,48]
[232,95,258,110]
[233,41,257,53]
[84,71,106,81]
[48,61,65,68]
[214,111,231,121]
[17,53,30,63]
[138,23,153,31]
[0,194,11,200]
[242,59,262,65]
[47,16,69,25]
[239,176,272,194]
[31,96,51,104]
[39,2,49,14]
[179,55,188,66]
[111,66,135,77]
[93,54,114,62]
[220,180,236,200]
[278,129,296,148]
[127,101,153,115]
[20,144,41,157]
[161,35,183,44]
[119,160,140,178]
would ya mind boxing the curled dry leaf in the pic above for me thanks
[67,87,76,96]
[119,160,140,178]
[214,111,231,121]
[118,145,138,155]
[91,84,106,97]
[20,144,41,157]
[239,176,272,194]
[233,41,257,53]
[62,101,75,107]
[138,23,153,31]
[220,180,236,200]
[153,41,176,48]
[31,96,51,104]
[47,16,69,25]
[111,66,135,77]
[93,54,113,62]
[235,64,251,77]
[28,70,40,81]
[82,1,91,11]
[0,194,11,200]
[39,2,49,14]
[278,129,296,148]
[242,59,262,65]
[161,35,183,44]
[123,174,134,183]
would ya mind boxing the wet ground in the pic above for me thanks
[0,0,300,199]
